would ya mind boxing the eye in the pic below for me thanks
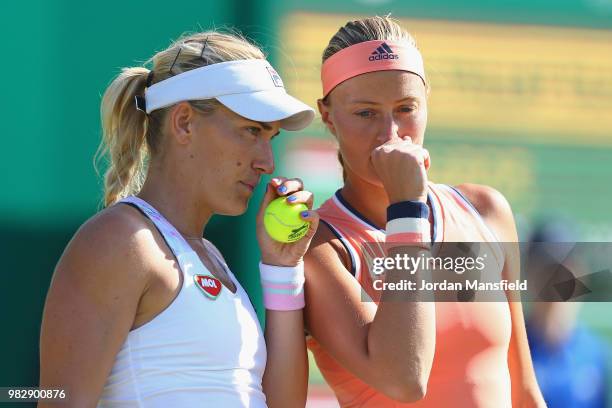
[245,126,261,137]
[398,104,418,113]
[355,110,375,118]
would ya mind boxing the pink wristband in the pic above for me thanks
[259,262,305,311]
[386,217,431,250]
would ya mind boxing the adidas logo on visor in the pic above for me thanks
[369,42,399,61]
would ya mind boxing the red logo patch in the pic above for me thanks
[194,274,222,299]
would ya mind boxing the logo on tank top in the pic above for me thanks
[369,42,399,61]
[194,274,222,299]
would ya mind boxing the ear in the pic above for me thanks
[168,102,195,145]
[317,98,337,136]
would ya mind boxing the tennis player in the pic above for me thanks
[304,16,546,407]
[39,31,317,407]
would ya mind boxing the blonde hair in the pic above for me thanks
[322,16,418,64]
[98,31,265,206]
[321,16,423,181]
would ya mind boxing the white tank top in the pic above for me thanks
[98,196,267,407]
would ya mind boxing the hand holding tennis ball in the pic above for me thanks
[256,177,319,267]
[264,197,310,243]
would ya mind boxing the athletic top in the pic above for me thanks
[307,183,512,407]
[98,196,267,408]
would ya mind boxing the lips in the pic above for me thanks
[240,179,260,191]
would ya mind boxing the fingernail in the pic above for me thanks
[301,211,309,218]
[278,185,287,193]
[287,195,297,202]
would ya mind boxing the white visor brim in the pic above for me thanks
[217,89,314,131]
[144,59,314,131]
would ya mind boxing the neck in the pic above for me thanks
[341,172,390,229]
[138,161,213,239]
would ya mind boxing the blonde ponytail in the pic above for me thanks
[99,67,150,206]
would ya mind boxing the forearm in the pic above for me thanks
[366,255,436,399]
[259,259,308,407]
[364,202,436,399]
[263,310,308,408]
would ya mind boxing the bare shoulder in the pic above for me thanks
[306,219,352,273]
[453,183,511,219]
[53,203,157,297]
[40,203,161,404]
[454,183,517,240]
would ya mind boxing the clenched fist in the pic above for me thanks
[370,139,430,204]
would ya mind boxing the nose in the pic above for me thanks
[377,113,402,144]
[253,139,275,175]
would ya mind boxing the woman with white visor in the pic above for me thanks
[39,31,317,408]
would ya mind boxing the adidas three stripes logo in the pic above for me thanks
[369,42,399,61]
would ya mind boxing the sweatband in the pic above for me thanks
[386,201,431,249]
[260,261,305,311]
[387,200,429,221]
[321,40,426,97]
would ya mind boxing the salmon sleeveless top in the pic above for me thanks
[307,183,512,407]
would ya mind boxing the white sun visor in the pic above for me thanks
[144,59,314,131]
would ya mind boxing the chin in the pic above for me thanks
[218,197,250,216]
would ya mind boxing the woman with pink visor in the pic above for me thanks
[303,16,546,407]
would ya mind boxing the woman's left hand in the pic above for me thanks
[256,177,319,267]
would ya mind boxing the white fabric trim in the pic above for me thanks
[386,217,431,235]
[440,184,505,265]
[429,189,444,242]
[332,194,382,232]
[324,221,362,281]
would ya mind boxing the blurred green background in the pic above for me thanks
[1,0,611,404]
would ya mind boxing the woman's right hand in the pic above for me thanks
[255,177,320,267]
[370,139,430,204]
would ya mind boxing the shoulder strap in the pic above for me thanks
[119,196,194,257]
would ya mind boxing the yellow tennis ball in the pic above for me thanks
[264,197,310,243]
